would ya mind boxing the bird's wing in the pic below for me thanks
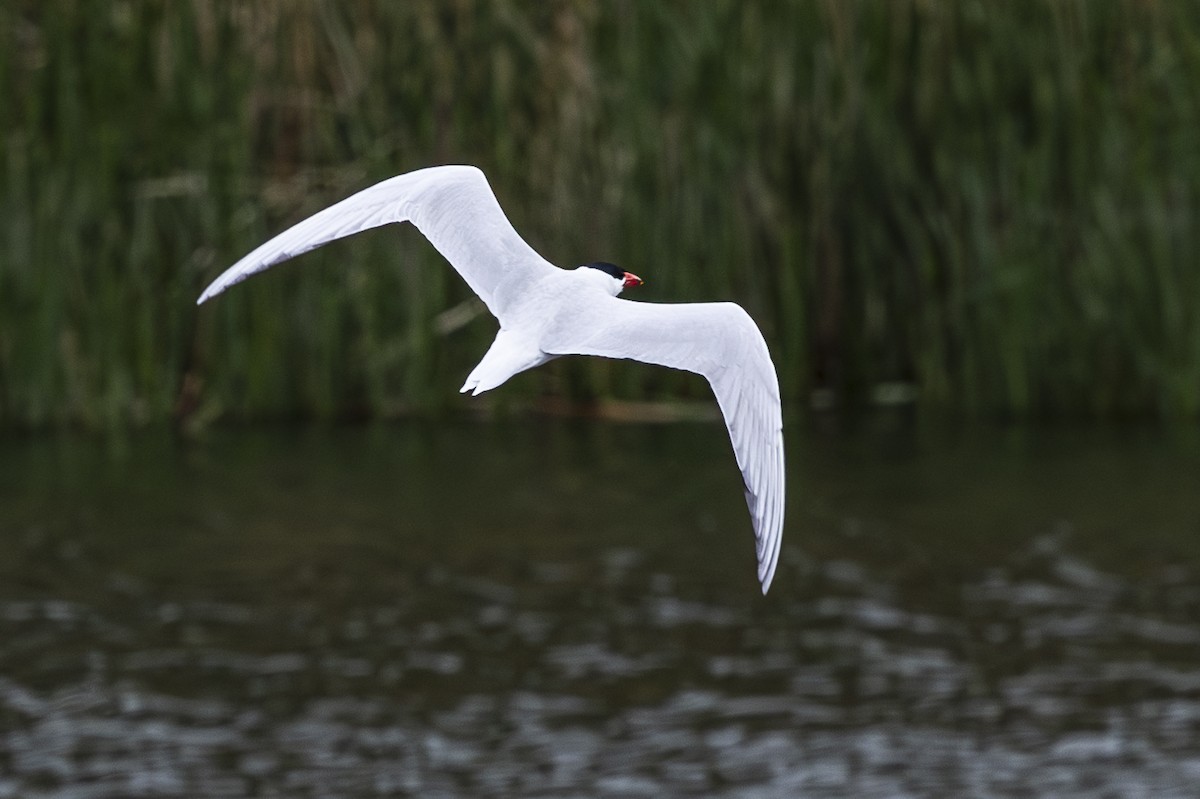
[544,297,785,593]
[196,165,557,319]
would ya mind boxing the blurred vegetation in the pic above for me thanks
[3,1,1200,431]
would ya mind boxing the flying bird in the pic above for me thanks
[197,166,784,592]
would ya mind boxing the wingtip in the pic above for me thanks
[757,521,781,595]
[196,284,221,305]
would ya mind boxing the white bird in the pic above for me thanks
[197,165,785,592]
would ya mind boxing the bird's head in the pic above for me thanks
[582,261,644,296]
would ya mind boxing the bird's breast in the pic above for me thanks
[500,272,607,350]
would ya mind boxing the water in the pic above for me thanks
[1,419,1199,797]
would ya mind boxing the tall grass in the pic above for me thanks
[3,1,1200,430]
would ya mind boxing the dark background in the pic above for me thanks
[4,1,1200,431]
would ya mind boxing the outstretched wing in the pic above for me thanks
[197,165,557,319]
[544,296,785,593]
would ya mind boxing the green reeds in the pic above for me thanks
[3,1,1200,430]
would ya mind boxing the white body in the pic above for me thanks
[197,166,785,593]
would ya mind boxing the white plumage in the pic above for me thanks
[197,165,785,592]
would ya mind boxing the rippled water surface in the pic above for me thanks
[2,420,1199,797]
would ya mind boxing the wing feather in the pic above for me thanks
[197,165,556,320]
[543,297,785,593]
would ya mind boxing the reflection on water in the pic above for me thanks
[1,420,1199,797]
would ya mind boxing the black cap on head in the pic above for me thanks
[584,261,625,280]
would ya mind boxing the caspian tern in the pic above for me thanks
[197,165,784,592]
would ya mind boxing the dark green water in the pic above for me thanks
[1,419,1199,797]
